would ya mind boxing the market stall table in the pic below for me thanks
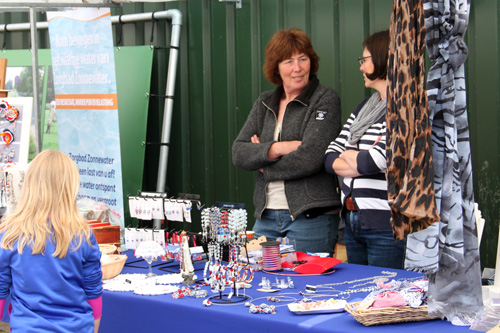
[97,252,480,333]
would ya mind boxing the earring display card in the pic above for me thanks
[0,97,32,171]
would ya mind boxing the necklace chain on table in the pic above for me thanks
[246,295,298,308]
[316,271,398,289]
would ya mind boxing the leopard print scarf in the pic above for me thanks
[386,0,439,241]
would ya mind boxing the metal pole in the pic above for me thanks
[0,11,183,33]
[153,9,182,229]
[29,7,41,154]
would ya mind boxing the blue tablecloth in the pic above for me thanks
[98,251,479,333]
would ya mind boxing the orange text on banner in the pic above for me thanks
[55,94,118,110]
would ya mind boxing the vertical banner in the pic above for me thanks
[47,8,124,226]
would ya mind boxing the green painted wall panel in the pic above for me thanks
[467,1,500,269]
[311,0,339,91]
[284,0,309,31]
[182,1,206,210]
[211,2,230,204]
[1,0,499,269]
[233,3,258,212]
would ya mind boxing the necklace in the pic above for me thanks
[315,271,397,289]
[245,295,298,306]
[135,284,177,295]
[245,295,297,314]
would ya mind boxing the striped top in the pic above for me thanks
[324,98,392,230]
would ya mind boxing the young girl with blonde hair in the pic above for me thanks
[0,150,103,332]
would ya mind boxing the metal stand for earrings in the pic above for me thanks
[208,279,249,304]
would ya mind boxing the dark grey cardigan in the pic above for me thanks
[232,76,342,220]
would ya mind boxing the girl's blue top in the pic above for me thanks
[0,229,102,332]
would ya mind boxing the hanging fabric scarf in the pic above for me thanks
[386,0,440,241]
[405,0,483,323]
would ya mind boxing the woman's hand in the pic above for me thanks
[340,150,359,171]
[332,150,361,178]
[267,141,302,159]
[250,135,302,170]
[250,135,264,173]
[251,134,302,157]
[251,134,261,144]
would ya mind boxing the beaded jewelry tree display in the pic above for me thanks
[201,206,253,304]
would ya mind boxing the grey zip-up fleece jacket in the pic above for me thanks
[232,76,342,220]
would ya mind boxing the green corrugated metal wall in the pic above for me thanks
[0,0,499,269]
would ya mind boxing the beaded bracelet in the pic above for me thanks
[237,264,254,283]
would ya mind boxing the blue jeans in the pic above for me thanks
[253,209,340,256]
[344,210,406,269]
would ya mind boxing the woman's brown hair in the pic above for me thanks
[263,28,319,86]
[363,30,389,81]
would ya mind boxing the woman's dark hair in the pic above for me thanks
[363,30,389,81]
[263,28,319,86]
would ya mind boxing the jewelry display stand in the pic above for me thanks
[128,191,202,228]
[125,257,175,269]
[134,240,166,277]
[201,203,253,305]
[158,257,206,274]
[125,191,204,273]
[208,280,249,304]
[124,226,174,270]
[0,98,32,175]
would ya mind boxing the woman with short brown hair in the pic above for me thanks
[233,28,342,256]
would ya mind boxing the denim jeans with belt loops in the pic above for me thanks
[253,209,339,256]
[344,210,406,269]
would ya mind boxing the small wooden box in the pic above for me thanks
[91,224,121,247]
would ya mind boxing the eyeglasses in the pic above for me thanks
[358,56,372,65]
